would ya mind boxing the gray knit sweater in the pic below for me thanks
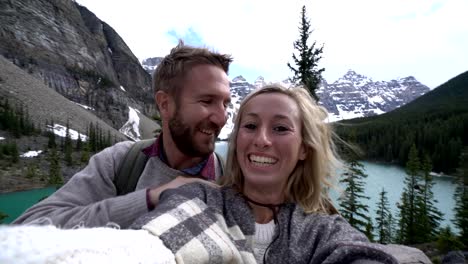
[13,141,223,228]
[132,183,398,264]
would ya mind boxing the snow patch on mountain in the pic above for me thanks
[119,107,141,141]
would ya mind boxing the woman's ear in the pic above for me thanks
[298,143,307,161]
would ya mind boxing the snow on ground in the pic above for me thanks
[48,124,88,141]
[20,150,43,158]
[75,103,95,111]
[120,86,126,92]
[0,137,4,141]
[119,106,141,141]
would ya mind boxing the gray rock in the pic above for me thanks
[442,251,466,264]
[382,244,432,264]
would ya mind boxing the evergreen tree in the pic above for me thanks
[397,144,420,244]
[453,146,468,245]
[64,121,73,166]
[287,5,324,101]
[10,141,19,163]
[48,147,63,185]
[81,142,90,164]
[375,188,394,244]
[417,155,443,241]
[76,134,83,151]
[338,146,371,234]
[47,120,56,149]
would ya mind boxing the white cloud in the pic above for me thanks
[76,0,468,88]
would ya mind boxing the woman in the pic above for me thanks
[131,84,398,264]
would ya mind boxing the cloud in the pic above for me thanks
[76,0,468,88]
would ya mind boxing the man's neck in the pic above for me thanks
[161,133,205,170]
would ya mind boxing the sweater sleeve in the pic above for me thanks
[308,215,398,264]
[12,141,149,229]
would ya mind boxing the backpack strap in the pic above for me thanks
[214,151,225,176]
[114,139,155,196]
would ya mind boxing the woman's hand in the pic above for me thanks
[147,176,219,206]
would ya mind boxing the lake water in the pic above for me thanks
[0,186,57,224]
[214,141,458,231]
[0,142,458,231]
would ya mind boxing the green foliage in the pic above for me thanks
[375,188,394,244]
[47,147,63,185]
[26,163,39,179]
[453,146,468,245]
[397,145,442,244]
[64,121,73,166]
[417,155,443,241]
[338,140,371,235]
[0,99,39,138]
[287,5,324,102]
[336,71,468,174]
[0,211,8,224]
[436,226,465,254]
[0,141,20,163]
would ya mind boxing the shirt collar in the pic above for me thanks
[142,133,216,181]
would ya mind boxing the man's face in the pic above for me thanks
[168,64,231,156]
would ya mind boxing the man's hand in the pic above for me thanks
[147,176,219,206]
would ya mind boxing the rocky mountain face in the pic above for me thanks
[317,70,430,121]
[0,0,155,131]
[141,57,163,76]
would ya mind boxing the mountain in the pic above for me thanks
[336,70,468,173]
[0,0,158,139]
[141,57,163,76]
[318,70,429,121]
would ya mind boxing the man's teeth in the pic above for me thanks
[249,155,277,166]
[200,129,214,135]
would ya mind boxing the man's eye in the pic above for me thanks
[200,100,212,104]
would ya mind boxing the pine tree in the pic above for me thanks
[375,188,394,244]
[397,144,426,244]
[10,141,19,163]
[287,5,324,101]
[48,146,63,185]
[453,146,468,245]
[338,146,371,234]
[64,121,73,166]
[417,155,443,241]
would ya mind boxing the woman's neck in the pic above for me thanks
[243,185,285,224]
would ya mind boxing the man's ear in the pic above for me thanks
[155,91,170,118]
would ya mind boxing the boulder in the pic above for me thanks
[382,244,432,264]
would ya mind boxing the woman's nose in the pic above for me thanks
[253,127,271,149]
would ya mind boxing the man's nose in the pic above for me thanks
[209,103,228,127]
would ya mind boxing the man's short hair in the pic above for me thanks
[152,41,233,110]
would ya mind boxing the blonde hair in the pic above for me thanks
[152,41,233,110]
[220,84,342,213]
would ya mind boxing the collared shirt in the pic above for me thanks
[142,134,216,181]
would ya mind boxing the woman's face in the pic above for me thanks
[236,92,306,192]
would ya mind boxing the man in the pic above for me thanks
[13,42,232,228]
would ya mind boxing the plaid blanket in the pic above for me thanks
[139,193,256,264]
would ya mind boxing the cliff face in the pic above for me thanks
[0,0,155,129]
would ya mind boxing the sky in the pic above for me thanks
[75,0,468,89]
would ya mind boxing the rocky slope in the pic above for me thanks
[0,0,156,131]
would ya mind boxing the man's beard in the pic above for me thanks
[168,111,220,157]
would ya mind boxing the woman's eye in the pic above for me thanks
[274,126,289,132]
[243,123,256,130]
